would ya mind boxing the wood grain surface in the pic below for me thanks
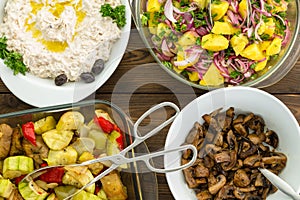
[0,28,299,200]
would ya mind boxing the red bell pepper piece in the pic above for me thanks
[21,122,36,146]
[14,175,26,185]
[116,134,124,150]
[94,116,120,133]
[39,167,65,184]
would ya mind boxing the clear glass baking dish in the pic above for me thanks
[0,100,158,200]
[132,0,300,89]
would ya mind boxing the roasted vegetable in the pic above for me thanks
[34,116,57,135]
[47,146,78,166]
[42,130,74,150]
[0,179,14,198]
[3,156,34,179]
[56,112,84,131]
[0,124,13,160]
[18,181,48,200]
[62,166,95,194]
[101,172,127,200]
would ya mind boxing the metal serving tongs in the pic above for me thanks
[259,168,300,200]
[20,102,198,200]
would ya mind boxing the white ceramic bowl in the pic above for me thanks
[165,86,300,200]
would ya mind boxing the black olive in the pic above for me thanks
[80,72,95,83]
[92,59,105,75]
[55,74,67,86]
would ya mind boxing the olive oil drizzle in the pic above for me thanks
[25,0,86,52]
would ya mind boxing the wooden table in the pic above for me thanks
[0,28,299,199]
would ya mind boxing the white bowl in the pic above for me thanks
[165,86,300,200]
[0,0,131,107]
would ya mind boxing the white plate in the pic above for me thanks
[0,0,131,107]
[165,86,300,200]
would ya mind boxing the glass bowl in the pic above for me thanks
[0,100,158,200]
[133,0,300,89]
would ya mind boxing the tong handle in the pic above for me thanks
[137,144,197,173]
[121,102,180,154]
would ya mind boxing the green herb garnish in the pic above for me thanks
[0,37,27,75]
[100,4,126,28]
[141,12,150,26]
[230,71,242,79]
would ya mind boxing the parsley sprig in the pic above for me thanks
[0,37,27,75]
[100,4,126,28]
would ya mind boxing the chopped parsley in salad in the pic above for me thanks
[142,0,290,86]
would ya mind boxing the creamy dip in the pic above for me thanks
[0,0,122,81]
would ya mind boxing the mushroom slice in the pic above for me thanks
[244,194,263,200]
[196,190,212,200]
[247,115,265,133]
[194,164,209,178]
[233,169,251,187]
[243,113,254,124]
[183,167,199,188]
[208,174,226,195]
[215,185,235,199]
[243,154,262,167]
[233,123,248,137]
[265,130,279,148]
[238,139,258,159]
[227,130,238,152]
[214,150,231,163]
[221,150,237,171]
[262,152,287,165]
[233,114,245,124]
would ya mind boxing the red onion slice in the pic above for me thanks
[164,0,177,23]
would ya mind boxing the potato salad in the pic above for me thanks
[0,110,128,200]
[142,0,290,86]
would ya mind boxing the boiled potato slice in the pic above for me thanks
[267,0,288,12]
[259,40,271,51]
[201,34,229,51]
[263,18,276,37]
[147,0,162,12]
[200,63,224,86]
[148,12,157,35]
[266,37,282,56]
[188,71,200,82]
[177,31,199,47]
[47,146,78,166]
[240,43,265,61]
[56,111,84,131]
[211,1,229,20]
[156,23,171,38]
[254,58,268,71]
[42,129,74,150]
[190,0,208,9]
[34,116,57,135]
[238,0,247,18]
[212,21,240,35]
[230,34,249,56]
